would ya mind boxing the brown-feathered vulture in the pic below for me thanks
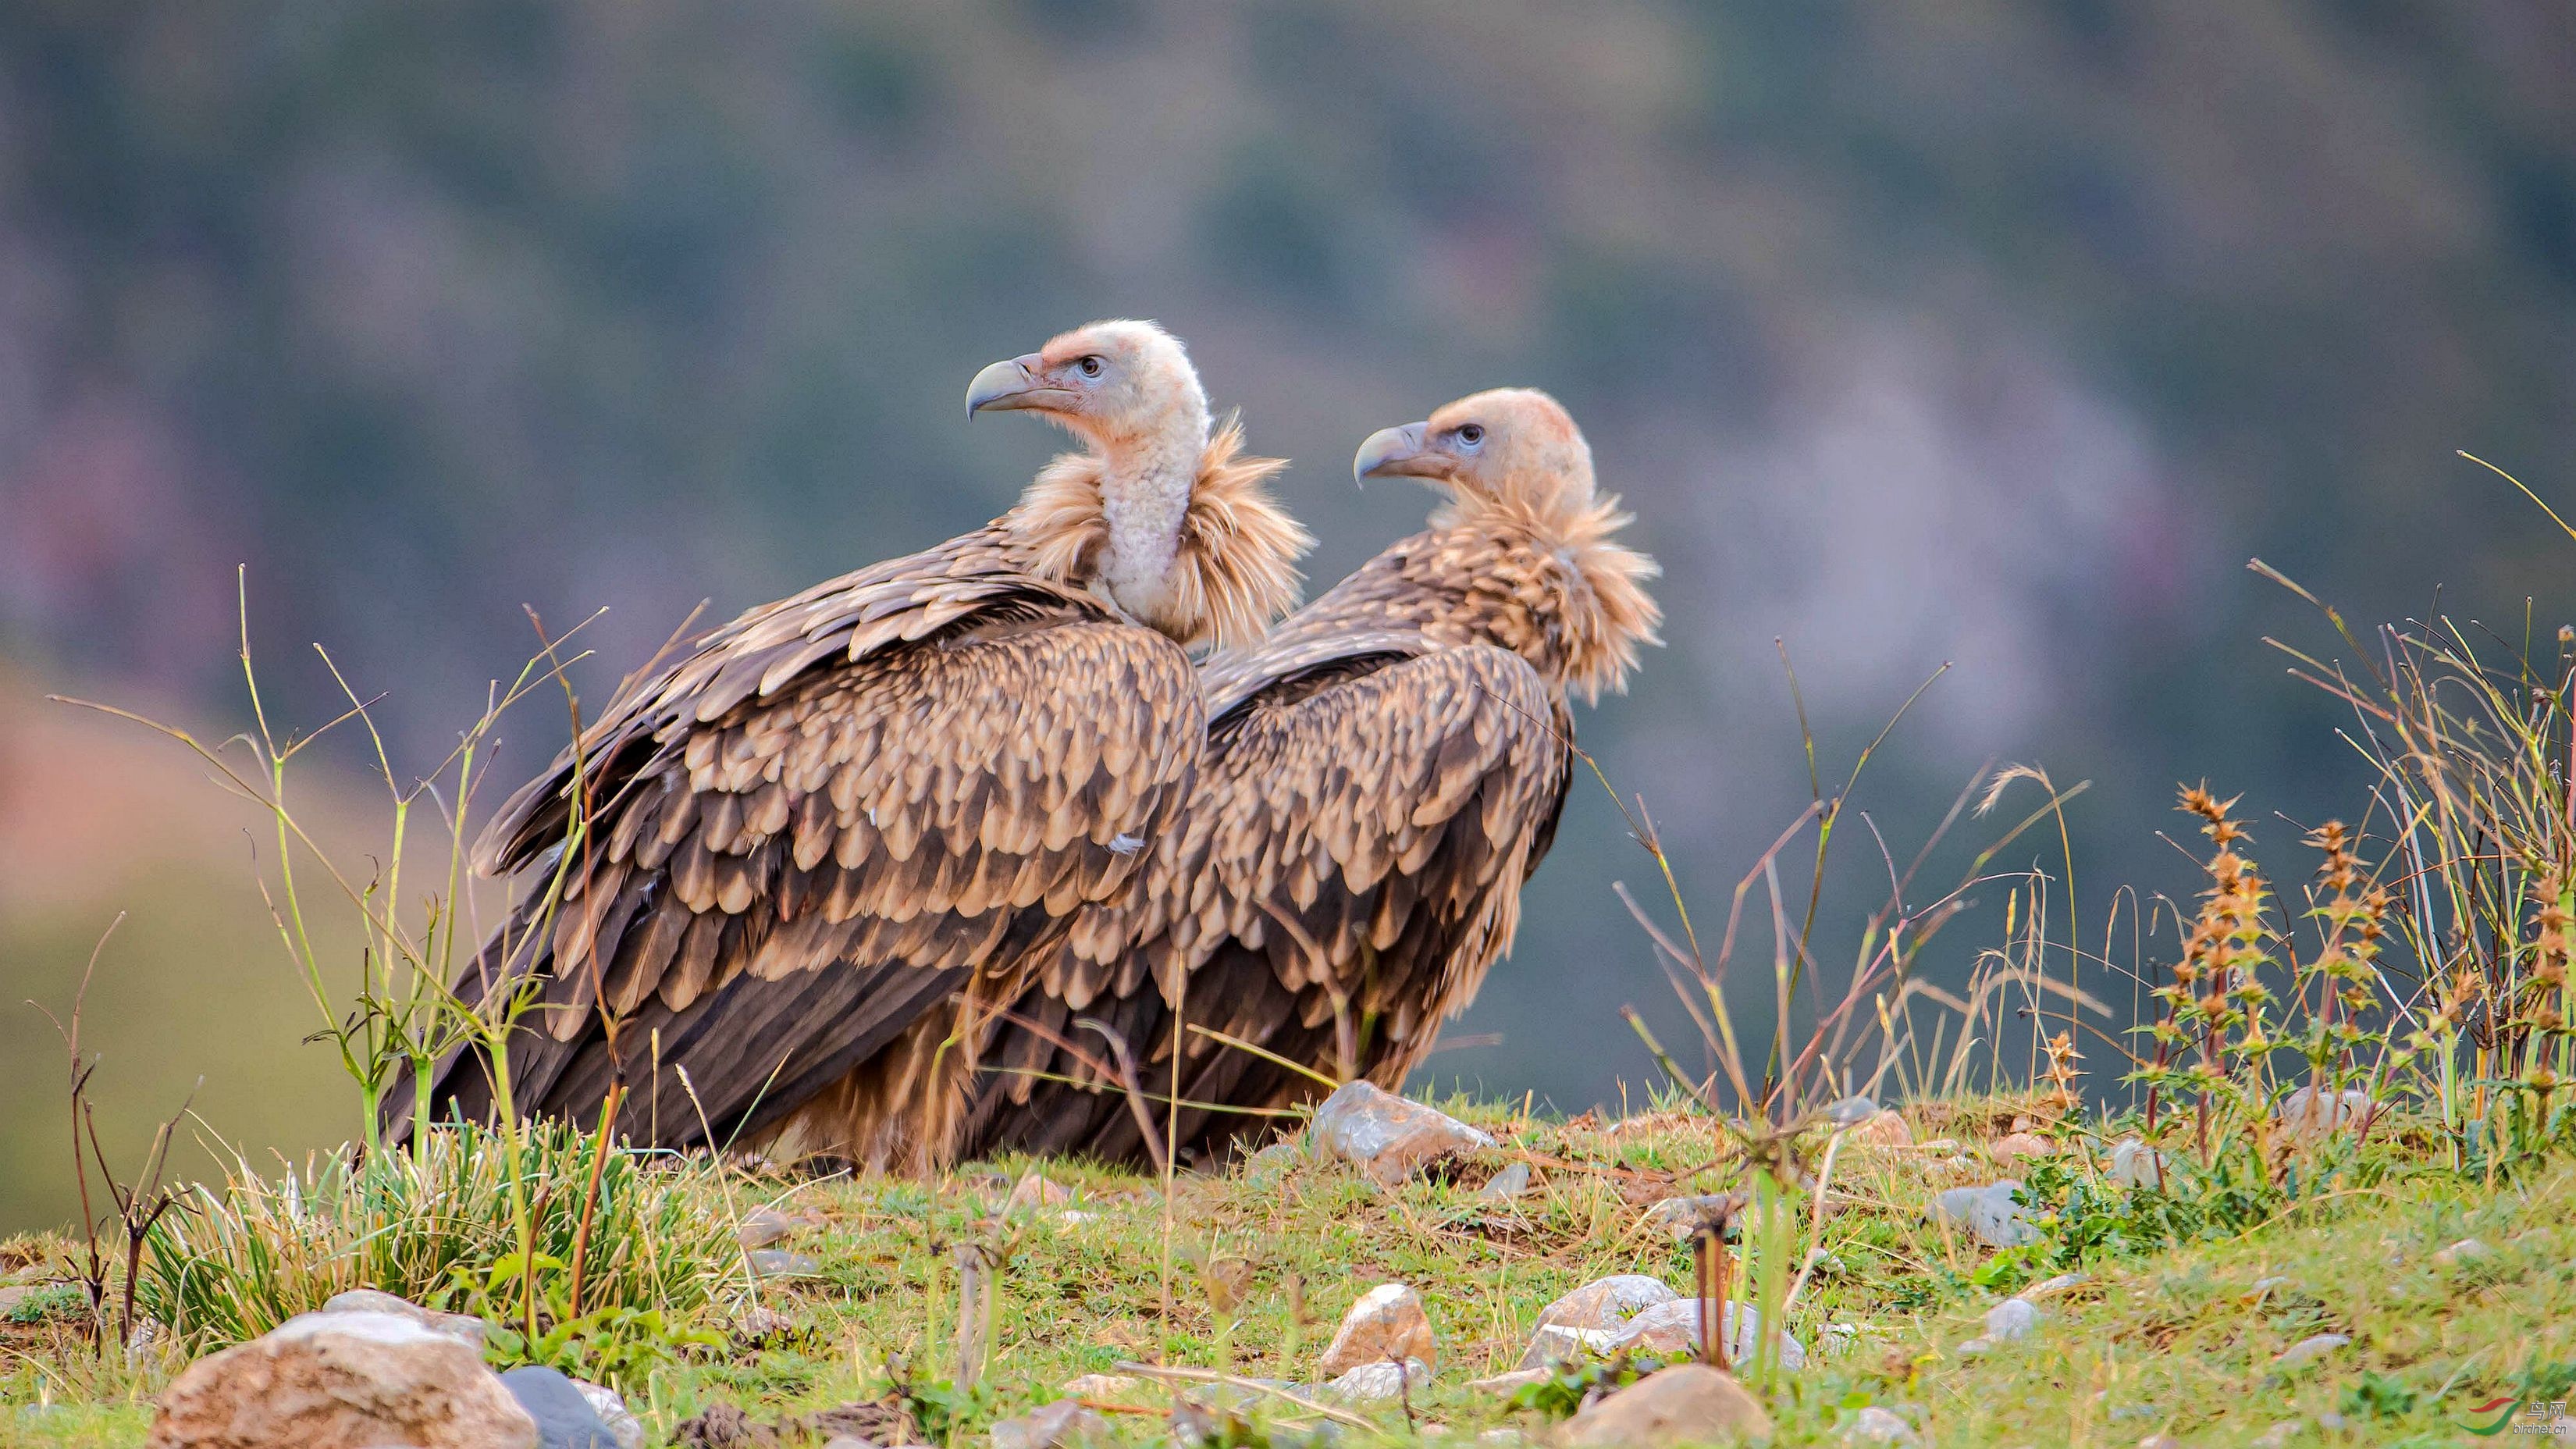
[380,320,1308,1171]
[959,388,1661,1166]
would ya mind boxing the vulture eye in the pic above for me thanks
[1076,355,1105,379]
[1455,423,1485,449]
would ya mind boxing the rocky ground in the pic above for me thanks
[3,1082,2571,1447]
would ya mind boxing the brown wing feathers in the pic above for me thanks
[386,550,1205,1159]
[961,643,1573,1165]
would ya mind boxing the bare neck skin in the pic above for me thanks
[1092,405,1212,634]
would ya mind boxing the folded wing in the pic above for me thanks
[963,641,1570,1163]
[386,536,1202,1155]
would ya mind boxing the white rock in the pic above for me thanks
[1478,1162,1533,1201]
[1840,1404,1923,1446]
[2106,1137,2175,1190]
[1988,1132,2056,1166]
[2252,1420,2301,1447]
[989,1398,1107,1449]
[1323,1358,1429,1404]
[1984,1298,2041,1343]
[1560,1365,1771,1446]
[1318,1283,1436,1375]
[1465,1367,1552,1394]
[147,1309,537,1449]
[1059,1373,1137,1397]
[1821,1095,1880,1127]
[1307,1081,1495,1187]
[574,1379,643,1449]
[2433,1237,2491,1267]
[1932,1180,2037,1248]
[318,1291,490,1352]
[2276,1085,2372,1138]
[1641,1194,1739,1241]
[1534,1275,1678,1333]
[2275,1333,2350,1369]
[2020,1272,2090,1301]
[737,1207,798,1248]
[1608,1299,1806,1372]
[1003,1173,1073,1216]
[1848,1112,1913,1148]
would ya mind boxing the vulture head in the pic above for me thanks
[1351,386,1596,510]
[1356,387,1661,701]
[968,318,1210,454]
[978,320,1308,653]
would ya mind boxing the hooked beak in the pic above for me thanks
[966,354,1069,417]
[1353,422,1443,483]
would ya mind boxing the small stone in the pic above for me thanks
[2019,1272,2090,1301]
[1821,1095,1880,1127]
[734,1305,797,1344]
[1307,1081,1496,1186]
[1915,1137,1961,1153]
[2433,1237,2491,1267]
[1318,1283,1436,1375]
[1518,1323,1627,1369]
[1466,1367,1552,1394]
[2274,1333,2350,1369]
[1323,1358,1429,1404]
[2106,1138,2174,1190]
[1989,1132,2056,1166]
[1840,1404,1923,1446]
[2137,1436,2185,1449]
[2247,1276,2293,1299]
[1243,1141,1302,1180]
[2275,1085,2372,1139]
[572,1380,643,1449]
[1848,1112,1912,1148]
[1535,1274,1679,1333]
[1004,1173,1073,1216]
[1059,1373,1138,1398]
[2317,1410,2347,1432]
[147,1309,538,1449]
[823,1439,880,1449]
[1932,1180,2037,1248]
[1642,1194,1741,1241]
[747,1249,819,1277]
[1984,1298,2041,1343]
[500,1366,623,1449]
[318,1290,490,1351]
[1058,1209,1098,1225]
[989,1398,1107,1449]
[1478,1162,1533,1201]
[1821,1323,1861,1357]
[737,1208,798,1249]
[2252,1421,2300,1447]
[1560,1363,1771,1446]
[1610,1299,1806,1372]
[1957,1337,1992,1357]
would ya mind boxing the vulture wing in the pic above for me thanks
[962,639,1571,1164]
[384,529,1203,1155]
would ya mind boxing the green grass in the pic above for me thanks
[7,1094,2568,1447]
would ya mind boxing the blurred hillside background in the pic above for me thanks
[5,1,2574,1231]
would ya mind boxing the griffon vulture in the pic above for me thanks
[382,320,1308,1171]
[960,388,1660,1165]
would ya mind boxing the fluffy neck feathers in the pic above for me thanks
[1008,415,1308,651]
[1429,486,1663,703]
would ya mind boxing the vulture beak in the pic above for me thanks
[966,354,1068,417]
[1353,422,1442,483]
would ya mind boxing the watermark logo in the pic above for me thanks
[2460,1397,2574,1438]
